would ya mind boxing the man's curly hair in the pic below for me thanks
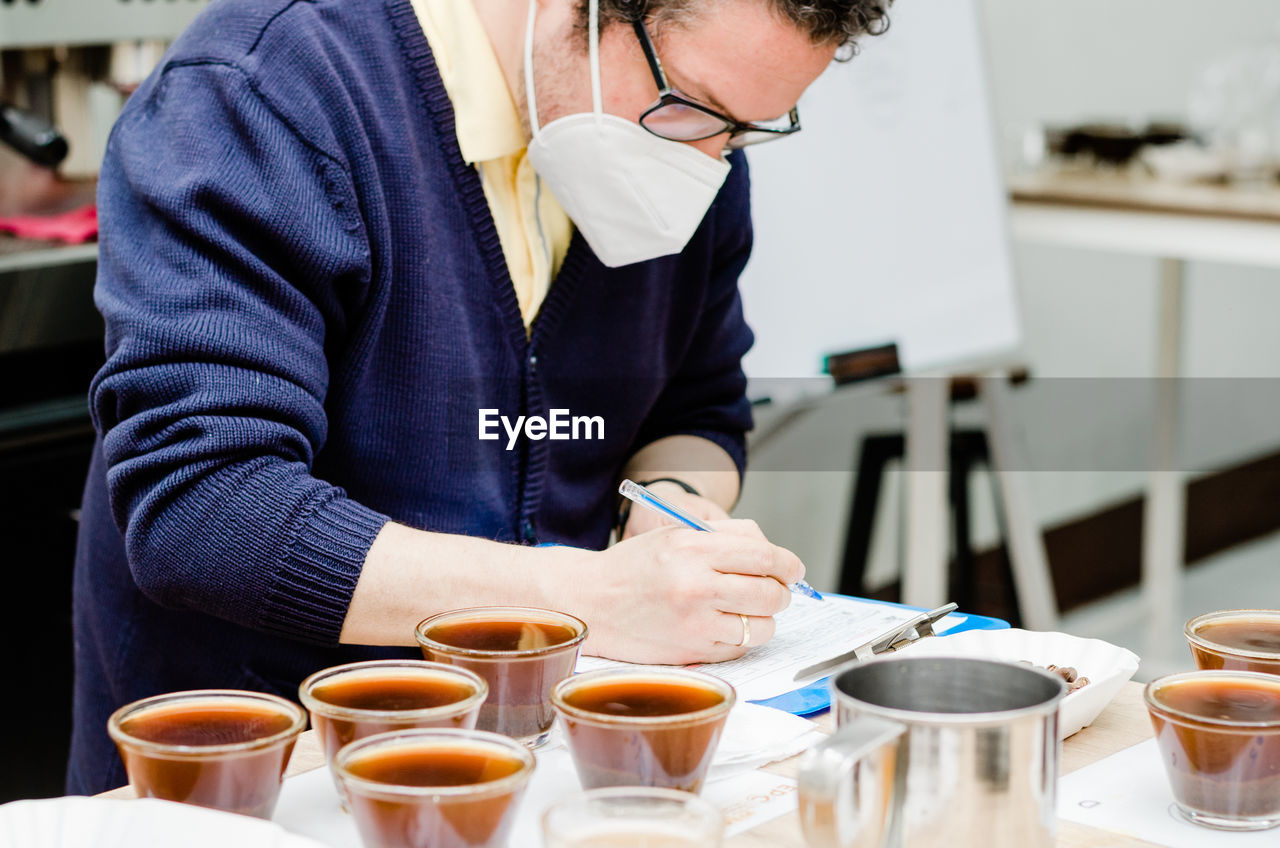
[586,1,892,54]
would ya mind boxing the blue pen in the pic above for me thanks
[618,479,824,601]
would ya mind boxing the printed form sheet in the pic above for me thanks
[577,594,966,702]
[1059,738,1280,847]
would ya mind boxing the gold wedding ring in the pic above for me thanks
[736,614,751,648]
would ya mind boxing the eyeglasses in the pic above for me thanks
[631,18,801,150]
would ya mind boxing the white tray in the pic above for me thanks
[898,628,1140,738]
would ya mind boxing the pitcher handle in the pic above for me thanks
[798,714,907,848]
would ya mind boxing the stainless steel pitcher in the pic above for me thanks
[798,656,1067,848]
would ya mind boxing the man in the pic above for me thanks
[70,0,891,793]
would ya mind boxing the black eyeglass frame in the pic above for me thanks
[630,18,801,149]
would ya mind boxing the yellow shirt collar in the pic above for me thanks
[410,0,527,164]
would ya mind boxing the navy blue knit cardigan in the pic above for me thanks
[68,0,754,793]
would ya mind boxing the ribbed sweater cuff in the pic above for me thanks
[259,495,390,645]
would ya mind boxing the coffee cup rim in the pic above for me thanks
[414,606,588,659]
[333,727,536,798]
[1144,669,1280,730]
[830,656,1067,726]
[298,659,489,721]
[550,666,736,727]
[1185,609,1280,660]
[107,689,308,757]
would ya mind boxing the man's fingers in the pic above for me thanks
[711,612,777,651]
[710,572,791,616]
[707,517,767,539]
[589,522,799,665]
[700,641,751,663]
[695,534,805,588]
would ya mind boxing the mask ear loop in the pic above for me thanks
[525,0,605,134]
[524,0,542,135]
[588,0,604,124]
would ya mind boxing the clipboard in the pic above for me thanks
[747,594,1010,716]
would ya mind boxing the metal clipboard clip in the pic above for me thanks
[793,602,959,682]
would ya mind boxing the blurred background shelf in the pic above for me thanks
[0,237,96,274]
[0,0,209,50]
[1010,171,1280,222]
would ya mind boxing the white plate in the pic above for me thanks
[897,629,1140,739]
[0,796,328,848]
[1139,142,1229,182]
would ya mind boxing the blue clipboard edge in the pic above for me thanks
[748,595,1010,716]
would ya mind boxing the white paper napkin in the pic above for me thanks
[708,701,826,780]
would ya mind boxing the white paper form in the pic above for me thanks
[1058,738,1278,847]
[576,594,966,702]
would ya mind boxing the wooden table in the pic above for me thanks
[1009,170,1280,677]
[100,681,1161,846]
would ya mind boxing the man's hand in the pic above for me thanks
[619,480,729,540]
[344,516,805,666]
[568,518,805,665]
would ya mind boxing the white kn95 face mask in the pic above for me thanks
[523,0,731,268]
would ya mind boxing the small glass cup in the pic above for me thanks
[415,606,587,747]
[299,659,488,801]
[1145,670,1280,831]
[542,787,725,847]
[551,666,735,794]
[334,727,536,848]
[1186,609,1280,676]
[107,688,307,819]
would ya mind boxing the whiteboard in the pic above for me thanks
[737,0,1019,381]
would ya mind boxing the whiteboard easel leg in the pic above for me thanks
[979,372,1058,631]
[1143,258,1186,674]
[903,377,949,609]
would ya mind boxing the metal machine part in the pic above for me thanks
[0,101,67,166]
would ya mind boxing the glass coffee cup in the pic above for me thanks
[415,606,587,747]
[1185,609,1280,676]
[107,688,307,819]
[542,787,725,848]
[551,667,735,794]
[1145,669,1280,831]
[334,727,536,848]
[299,659,487,798]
